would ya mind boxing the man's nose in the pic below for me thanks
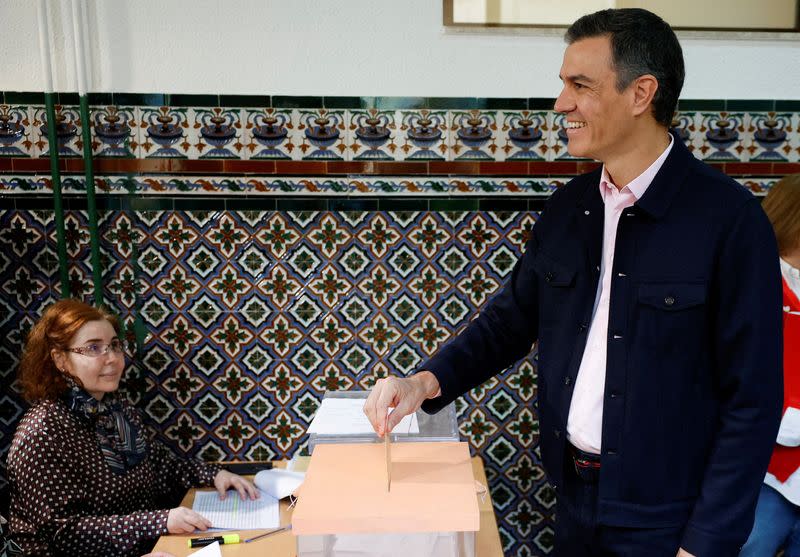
[554,88,573,114]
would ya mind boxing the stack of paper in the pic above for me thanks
[191,491,280,530]
[307,398,420,435]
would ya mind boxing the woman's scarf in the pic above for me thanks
[62,378,147,474]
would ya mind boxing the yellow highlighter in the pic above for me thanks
[188,533,240,548]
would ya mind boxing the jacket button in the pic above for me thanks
[554,429,561,439]
[664,296,675,306]
[564,376,572,386]
[578,322,588,332]
[545,272,554,283]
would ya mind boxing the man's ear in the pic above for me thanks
[631,74,659,117]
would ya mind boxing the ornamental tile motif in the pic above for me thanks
[164,364,207,406]
[0,104,34,157]
[204,214,248,259]
[451,110,499,161]
[209,263,252,309]
[190,107,245,160]
[357,263,401,307]
[254,214,301,258]
[311,314,353,357]
[297,109,347,160]
[310,361,355,394]
[156,265,201,309]
[140,106,189,158]
[698,112,747,161]
[260,314,301,358]
[356,214,401,258]
[358,313,401,357]
[31,105,82,157]
[244,108,294,160]
[212,314,255,357]
[398,109,448,160]
[91,105,138,158]
[348,109,398,161]
[216,411,257,452]
[501,111,549,161]
[256,264,301,308]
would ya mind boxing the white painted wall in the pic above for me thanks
[1,0,798,99]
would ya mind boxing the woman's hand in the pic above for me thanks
[166,506,212,534]
[213,469,260,500]
[142,553,177,557]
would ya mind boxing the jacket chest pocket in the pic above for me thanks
[533,253,577,326]
[635,282,708,360]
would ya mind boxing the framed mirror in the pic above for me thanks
[444,0,800,32]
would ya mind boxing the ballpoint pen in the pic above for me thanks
[244,525,292,543]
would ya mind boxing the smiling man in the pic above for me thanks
[364,8,782,556]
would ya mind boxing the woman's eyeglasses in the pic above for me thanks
[65,339,130,358]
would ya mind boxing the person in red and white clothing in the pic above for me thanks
[741,174,800,556]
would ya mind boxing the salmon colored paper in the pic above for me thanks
[292,442,479,536]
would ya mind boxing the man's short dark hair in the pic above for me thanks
[565,8,684,128]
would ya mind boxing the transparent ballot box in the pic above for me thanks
[307,390,459,454]
[292,442,479,557]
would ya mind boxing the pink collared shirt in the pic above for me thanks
[566,135,674,455]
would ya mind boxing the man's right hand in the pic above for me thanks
[166,506,212,534]
[363,371,440,436]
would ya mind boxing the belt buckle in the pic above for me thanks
[570,446,600,480]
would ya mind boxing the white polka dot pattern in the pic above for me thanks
[7,399,221,556]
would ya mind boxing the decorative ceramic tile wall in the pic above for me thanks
[3,94,800,557]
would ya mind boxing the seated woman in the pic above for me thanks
[7,299,258,556]
[740,174,800,556]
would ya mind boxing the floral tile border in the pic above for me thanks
[0,174,780,196]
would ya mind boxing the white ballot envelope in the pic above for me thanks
[254,468,305,499]
[190,541,222,556]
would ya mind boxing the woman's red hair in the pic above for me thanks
[18,299,119,402]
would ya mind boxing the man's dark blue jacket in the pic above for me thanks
[421,135,783,556]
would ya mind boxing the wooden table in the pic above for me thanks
[153,457,503,557]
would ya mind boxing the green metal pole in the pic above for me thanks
[78,95,103,306]
[39,0,69,299]
[70,0,102,307]
[45,95,70,298]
